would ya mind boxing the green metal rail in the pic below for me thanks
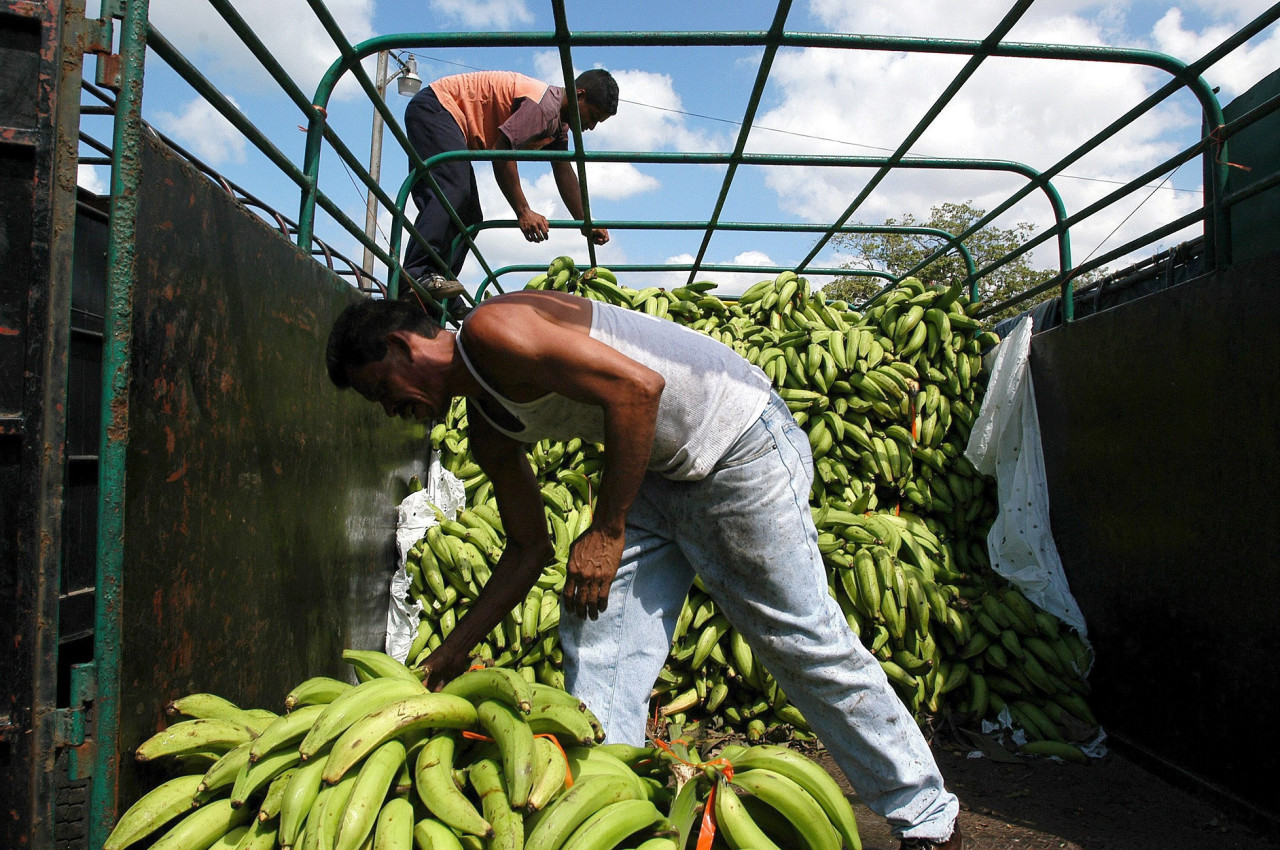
[110,0,1280,319]
[468,223,979,300]
[288,1,1279,317]
[384,148,1056,299]
[77,81,382,293]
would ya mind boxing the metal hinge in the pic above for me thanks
[53,662,97,781]
[80,0,127,92]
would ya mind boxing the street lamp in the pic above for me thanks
[362,51,421,280]
[397,55,422,97]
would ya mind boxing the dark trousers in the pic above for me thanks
[402,87,483,281]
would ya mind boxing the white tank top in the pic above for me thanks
[457,301,771,481]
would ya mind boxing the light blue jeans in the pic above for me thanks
[561,392,960,840]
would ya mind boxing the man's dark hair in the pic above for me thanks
[326,298,442,388]
[575,69,619,117]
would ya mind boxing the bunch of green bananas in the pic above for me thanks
[107,651,865,849]
[108,652,624,850]
[417,259,1096,759]
[710,741,863,850]
[570,733,865,850]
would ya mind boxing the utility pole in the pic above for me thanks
[362,51,420,281]
[361,50,390,280]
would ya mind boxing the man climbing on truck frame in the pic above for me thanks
[325,291,963,849]
[401,69,616,296]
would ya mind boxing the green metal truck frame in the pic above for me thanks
[0,0,1276,846]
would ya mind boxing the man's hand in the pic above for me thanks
[583,226,610,246]
[563,525,625,620]
[418,644,473,692]
[517,209,551,243]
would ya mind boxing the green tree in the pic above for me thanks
[825,201,1070,322]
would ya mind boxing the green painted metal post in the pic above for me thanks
[551,0,598,269]
[686,0,793,287]
[88,0,149,844]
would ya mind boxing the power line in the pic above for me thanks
[406,50,1202,198]
[1079,163,1182,267]
[335,148,390,250]
[619,99,1202,196]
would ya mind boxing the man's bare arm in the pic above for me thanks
[493,139,550,243]
[461,296,663,619]
[551,161,609,245]
[419,403,555,688]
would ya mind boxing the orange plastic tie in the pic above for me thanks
[461,730,494,742]
[650,736,682,761]
[1210,125,1252,171]
[534,733,574,788]
[651,737,735,779]
[696,781,719,850]
[650,734,735,850]
[298,104,330,132]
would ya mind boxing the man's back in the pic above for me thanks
[430,71,563,150]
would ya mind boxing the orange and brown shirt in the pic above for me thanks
[429,71,568,152]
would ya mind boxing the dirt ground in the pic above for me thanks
[812,735,1280,850]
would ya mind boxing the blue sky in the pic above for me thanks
[79,0,1279,296]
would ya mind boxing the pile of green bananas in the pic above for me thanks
[407,259,1097,759]
[106,650,864,849]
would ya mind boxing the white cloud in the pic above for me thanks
[653,250,781,296]
[531,51,578,89]
[77,164,109,195]
[809,0,1010,39]
[147,0,376,102]
[152,96,248,166]
[580,163,660,200]
[805,0,1262,47]
[644,253,697,291]
[736,4,1229,271]
[602,69,729,153]
[1151,7,1280,99]
[455,167,628,289]
[385,141,656,289]
[255,0,1273,286]
[331,202,413,294]
[1176,0,1278,22]
[346,205,395,278]
[350,159,638,294]
[428,0,533,29]
[447,178,777,296]
[531,55,728,154]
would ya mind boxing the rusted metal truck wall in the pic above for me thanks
[1,0,85,846]
[1031,248,1280,823]
[113,130,428,804]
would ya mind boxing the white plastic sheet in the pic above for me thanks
[977,704,1108,760]
[964,317,1089,639]
[384,452,466,662]
[965,320,1106,757]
